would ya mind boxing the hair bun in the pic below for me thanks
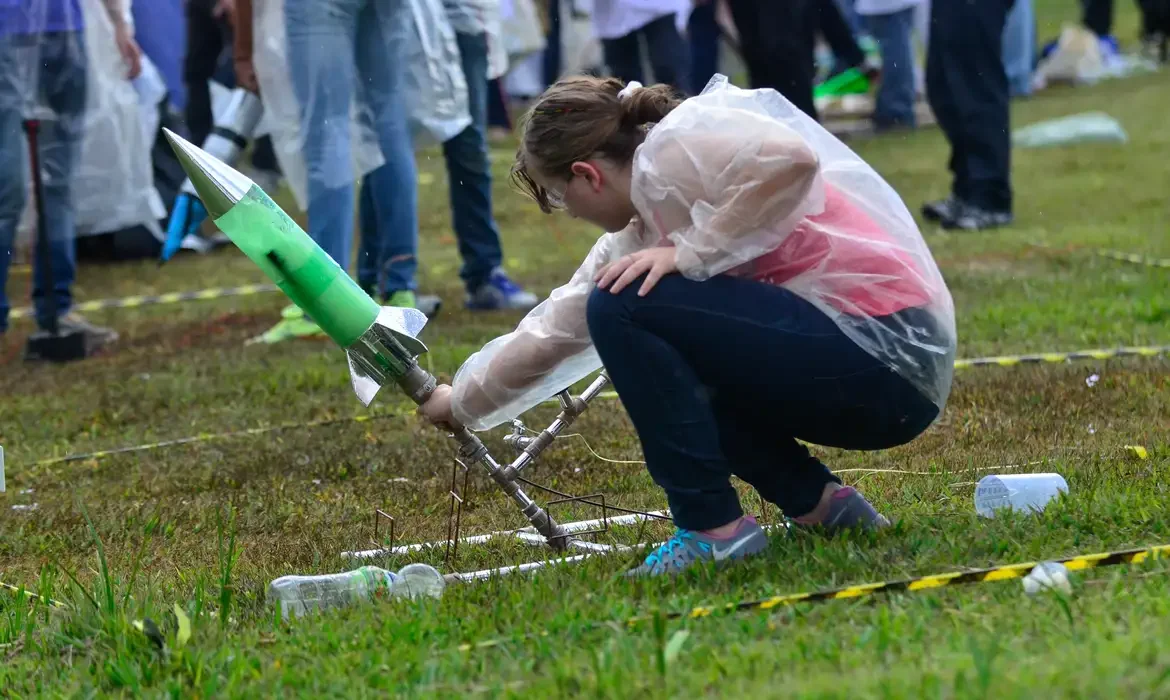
[619,83,682,128]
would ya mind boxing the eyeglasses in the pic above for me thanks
[545,174,575,210]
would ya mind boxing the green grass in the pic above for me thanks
[3,5,1170,695]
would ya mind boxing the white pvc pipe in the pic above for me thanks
[340,509,671,560]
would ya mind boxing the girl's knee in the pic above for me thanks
[585,285,624,336]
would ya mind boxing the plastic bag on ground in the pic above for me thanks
[1012,112,1128,148]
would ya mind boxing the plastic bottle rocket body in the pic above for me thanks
[162,128,430,405]
[161,89,266,263]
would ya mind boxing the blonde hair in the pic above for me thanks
[511,76,683,213]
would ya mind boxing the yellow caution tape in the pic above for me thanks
[460,542,1170,651]
[8,283,280,320]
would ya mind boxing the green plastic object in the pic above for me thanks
[214,186,380,348]
[814,67,871,99]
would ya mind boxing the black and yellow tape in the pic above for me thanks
[0,580,68,609]
[15,343,1167,471]
[954,345,1170,369]
[1094,249,1170,270]
[461,542,1170,651]
[8,283,279,321]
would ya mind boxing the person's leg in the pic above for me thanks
[250,0,360,343]
[356,172,379,296]
[443,32,502,291]
[923,0,969,221]
[34,33,84,328]
[353,0,419,297]
[727,0,819,120]
[587,273,937,533]
[1082,0,1113,37]
[486,77,511,130]
[285,0,359,272]
[1002,0,1035,98]
[867,8,917,129]
[929,0,1014,227]
[688,0,720,93]
[183,0,225,146]
[641,13,690,93]
[442,32,538,310]
[0,36,29,333]
[602,29,645,85]
[543,0,563,87]
[818,0,865,73]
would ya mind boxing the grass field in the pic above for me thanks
[3,3,1170,696]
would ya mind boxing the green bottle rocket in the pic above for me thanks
[163,129,571,547]
[162,128,429,406]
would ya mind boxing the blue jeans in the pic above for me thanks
[586,274,939,530]
[284,0,417,278]
[1002,0,1035,98]
[358,31,504,296]
[0,32,87,332]
[689,1,720,94]
[866,8,917,127]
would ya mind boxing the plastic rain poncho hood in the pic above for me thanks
[451,75,956,431]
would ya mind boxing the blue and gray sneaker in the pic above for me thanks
[627,516,769,577]
[466,269,540,311]
[792,486,891,534]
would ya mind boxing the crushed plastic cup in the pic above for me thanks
[974,473,1069,518]
[1022,561,1072,595]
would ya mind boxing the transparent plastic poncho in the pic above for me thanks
[5,0,163,252]
[252,0,471,210]
[451,75,956,431]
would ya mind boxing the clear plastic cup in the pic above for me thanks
[975,473,1069,518]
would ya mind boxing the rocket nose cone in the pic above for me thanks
[163,128,254,220]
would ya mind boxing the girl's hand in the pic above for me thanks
[595,247,678,296]
[418,384,461,430]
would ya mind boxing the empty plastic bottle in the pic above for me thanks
[974,473,1069,518]
[267,564,444,618]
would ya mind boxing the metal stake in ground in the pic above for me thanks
[22,119,85,362]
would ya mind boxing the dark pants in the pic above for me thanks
[817,0,865,74]
[1082,0,1113,36]
[487,78,511,129]
[183,0,278,172]
[727,0,818,120]
[586,274,940,531]
[358,32,503,295]
[689,1,721,93]
[0,32,87,332]
[926,0,1015,213]
[602,14,689,92]
[543,0,563,86]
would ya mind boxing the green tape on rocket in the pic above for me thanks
[163,128,378,348]
[217,187,378,347]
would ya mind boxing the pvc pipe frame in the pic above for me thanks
[342,511,790,584]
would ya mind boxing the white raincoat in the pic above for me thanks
[451,75,956,431]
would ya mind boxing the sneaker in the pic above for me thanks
[56,312,118,354]
[921,196,960,223]
[246,304,326,345]
[941,201,1013,231]
[384,290,442,319]
[466,269,539,311]
[792,486,890,534]
[626,516,769,577]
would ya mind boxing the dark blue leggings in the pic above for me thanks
[586,273,940,530]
